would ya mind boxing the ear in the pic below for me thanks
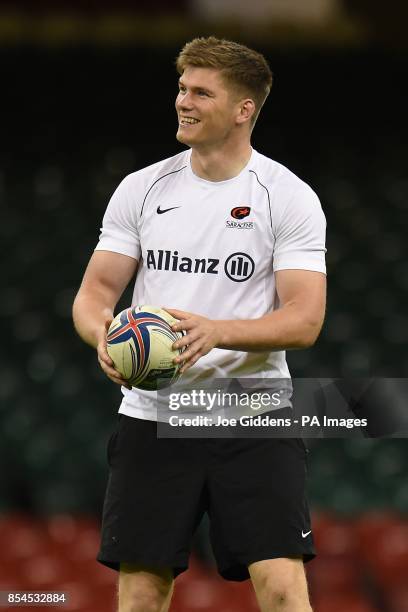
[236,98,256,125]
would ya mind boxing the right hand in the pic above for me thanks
[96,323,132,390]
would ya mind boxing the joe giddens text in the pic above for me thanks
[168,415,368,428]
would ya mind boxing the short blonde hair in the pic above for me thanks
[176,36,273,124]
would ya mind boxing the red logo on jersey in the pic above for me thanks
[231,206,251,219]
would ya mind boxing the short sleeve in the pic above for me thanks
[94,175,141,260]
[273,185,326,274]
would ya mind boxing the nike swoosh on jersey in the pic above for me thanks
[301,530,312,538]
[156,205,181,214]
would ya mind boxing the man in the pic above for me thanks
[73,37,326,612]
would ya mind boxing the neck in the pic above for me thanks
[190,140,252,182]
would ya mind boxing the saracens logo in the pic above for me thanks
[227,206,254,229]
[231,206,251,219]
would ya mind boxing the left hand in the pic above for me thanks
[164,308,222,373]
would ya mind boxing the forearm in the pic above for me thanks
[168,271,326,372]
[216,305,322,352]
[72,289,115,349]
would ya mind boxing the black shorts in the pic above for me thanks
[97,413,315,581]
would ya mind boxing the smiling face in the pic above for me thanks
[175,66,249,151]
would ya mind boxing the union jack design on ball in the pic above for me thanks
[107,307,179,383]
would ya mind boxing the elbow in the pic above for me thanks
[72,292,84,335]
[296,319,324,349]
[297,336,317,350]
[72,290,82,324]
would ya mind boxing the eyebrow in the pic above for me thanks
[178,79,214,95]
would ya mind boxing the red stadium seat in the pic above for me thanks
[384,586,408,612]
[307,556,362,597]
[353,512,404,559]
[0,514,46,562]
[308,513,363,599]
[313,593,378,612]
[4,513,403,611]
[354,514,408,588]
[312,513,358,557]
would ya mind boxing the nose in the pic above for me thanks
[176,91,193,111]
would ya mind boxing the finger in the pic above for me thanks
[100,352,114,367]
[98,357,119,379]
[101,364,123,380]
[164,308,190,320]
[104,319,113,332]
[171,319,197,332]
[173,331,199,350]
[103,367,131,389]
[97,342,114,366]
[105,370,125,383]
[174,340,202,365]
[108,374,132,390]
[109,374,132,390]
[97,348,132,389]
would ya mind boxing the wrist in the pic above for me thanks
[215,320,228,348]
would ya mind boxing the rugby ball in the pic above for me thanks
[106,305,184,391]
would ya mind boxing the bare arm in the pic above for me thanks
[167,269,326,372]
[73,250,138,386]
[217,269,326,351]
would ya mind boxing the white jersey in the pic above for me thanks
[95,148,326,421]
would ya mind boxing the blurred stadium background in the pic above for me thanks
[1,0,408,610]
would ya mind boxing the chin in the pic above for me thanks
[176,130,194,145]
